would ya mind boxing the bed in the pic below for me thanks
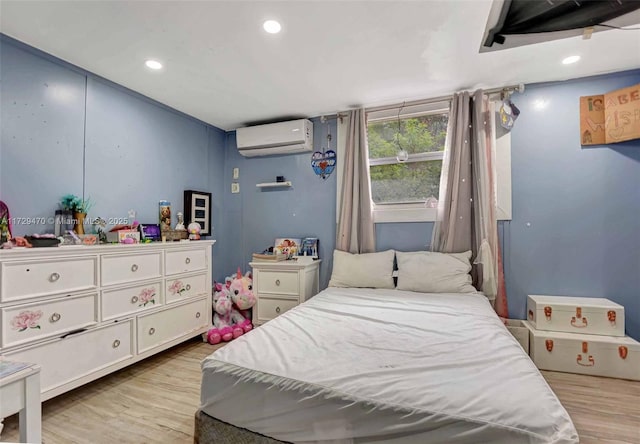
[199,285,578,443]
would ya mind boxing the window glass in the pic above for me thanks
[367,113,448,205]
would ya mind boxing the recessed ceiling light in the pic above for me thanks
[562,55,580,65]
[263,20,282,34]
[145,60,163,70]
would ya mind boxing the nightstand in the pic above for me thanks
[249,260,321,325]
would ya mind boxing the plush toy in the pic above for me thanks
[206,269,257,344]
[228,268,256,333]
[207,283,243,344]
[187,222,201,240]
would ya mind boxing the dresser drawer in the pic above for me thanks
[1,293,98,348]
[101,252,162,286]
[3,320,133,393]
[101,281,163,321]
[137,297,209,354]
[1,256,97,303]
[257,297,298,322]
[166,273,207,303]
[257,271,299,295]
[165,248,206,275]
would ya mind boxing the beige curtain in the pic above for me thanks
[432,90,508,317]
[336,109,376,253]
[432,92,473,254]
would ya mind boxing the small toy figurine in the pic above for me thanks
[187,222,201,240]
[175,212,186,231]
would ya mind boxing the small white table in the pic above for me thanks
[0,363,42,443]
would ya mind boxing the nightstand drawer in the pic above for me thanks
[2,293,98,348]
[257,297,298,322]
[166,273,207,303]
[1,256,97,303]
[258,271,299,295]
[101,281,163,321]
[165,249,206,275]
[101,252,162,286]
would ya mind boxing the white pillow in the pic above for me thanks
[329,249,395,289]
[396,250,477,294]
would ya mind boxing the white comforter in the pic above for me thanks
[201,288,578,443]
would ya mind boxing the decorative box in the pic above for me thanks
[524,321,639,381]
[106,229,140,244]
[527,295,624,337]
[162,229,188,241]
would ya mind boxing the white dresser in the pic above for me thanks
[0,240,214,401]
[250,260,321,325]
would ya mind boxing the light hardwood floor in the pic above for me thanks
[1,338,638,443]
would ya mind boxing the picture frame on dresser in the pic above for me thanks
[184,190,212,235]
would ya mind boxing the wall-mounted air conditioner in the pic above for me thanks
[236,119,313,157]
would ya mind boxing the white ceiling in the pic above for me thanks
[1,1,639,131]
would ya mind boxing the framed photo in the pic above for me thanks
[274,238,301,258]
[300,237,319,258]
[184,190,212,235]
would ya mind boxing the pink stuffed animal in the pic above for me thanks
[228,268,256,333]
[207,283,243,344]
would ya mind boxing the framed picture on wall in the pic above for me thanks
[184,190,212,235]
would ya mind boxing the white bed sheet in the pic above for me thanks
[201,288,578,444]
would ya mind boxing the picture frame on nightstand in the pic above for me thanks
[300,237,319,258]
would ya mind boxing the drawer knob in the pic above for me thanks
[49,312,61,323]
[131,295,139,304]
[131,264,139,272]
[112,339,121,348]
[275,279,280,286]
[196,312,201,318]
[186,284,191,291]
[185,257,191,264]
[49,272,61,282]
[275,306,281,314]
[149,327,156,335]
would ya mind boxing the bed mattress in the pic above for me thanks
[201,287,578,443]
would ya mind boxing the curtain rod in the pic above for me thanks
[364,83,525,114]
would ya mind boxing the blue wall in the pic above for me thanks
[0,36,227,275]
[220,119,337,288]
[2,35,639,339]
[506,70,640,340]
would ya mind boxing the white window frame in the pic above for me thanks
[367,107,448,223]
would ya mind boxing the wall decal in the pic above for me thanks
[580,83,640,145]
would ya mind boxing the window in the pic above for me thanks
[367,105,449,222]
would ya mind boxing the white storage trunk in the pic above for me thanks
[527,295,624,337]
[524,321,639,381]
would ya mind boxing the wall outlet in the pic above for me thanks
[233,167,239,179]
[231,182,240,193]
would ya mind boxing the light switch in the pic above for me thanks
[233,167,239,179]
[231,182,240,193]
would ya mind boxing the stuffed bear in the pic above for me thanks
[207,283,243,344]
